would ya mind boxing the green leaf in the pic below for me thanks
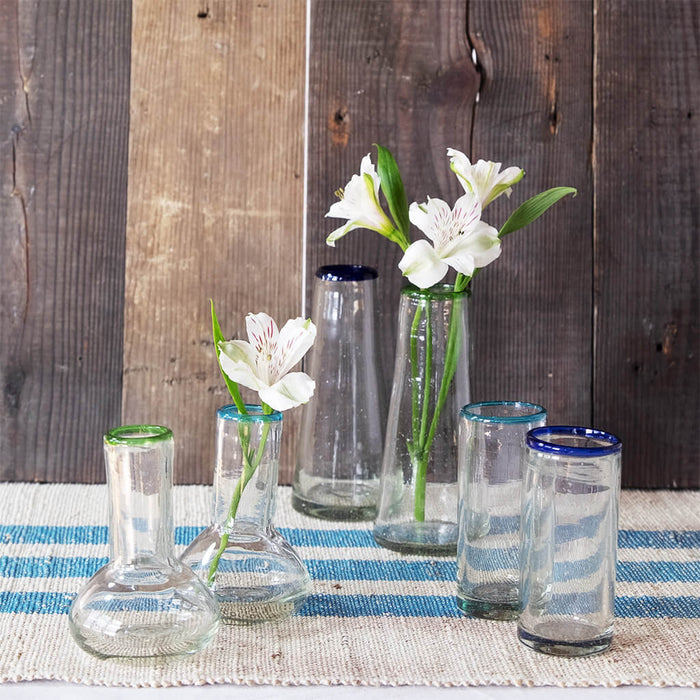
[498,187,577,238]
[210,299,246,414]
[375,144,411,247]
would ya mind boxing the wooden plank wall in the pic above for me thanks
[0,0,697,488]
[0,0,130,482]
[122,0,305,483]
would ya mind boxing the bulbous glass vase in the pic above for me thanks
[69,425,220,658]
[181,405,311,624]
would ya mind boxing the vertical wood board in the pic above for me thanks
[467,0,594,428]
[594,0,699,487]
[0,0,130,482]
[124,0,305,484]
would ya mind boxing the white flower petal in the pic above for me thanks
[275,318,317,377]
[464,222,502,268]
[325,154,395,244]
[325,221,357,246]
[398,239,449,289]
[448,148,523,207]
[218,340,263,393]
[259,372,316,412]
[409,201,431,237]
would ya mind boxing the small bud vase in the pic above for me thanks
[373,284,470,555]
[293,264,385,520]
[69,425,219,658]
[181,405,311,623]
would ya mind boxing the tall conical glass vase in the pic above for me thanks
[69,425,219,658]
[293,264,385,520]
[373,284,470,556]
[181,405,311,624]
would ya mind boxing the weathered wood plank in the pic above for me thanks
[306,0,480,398]
[0,0,130,482]
[594,0,699,487]
[124,0,305,484]
[468,1,594,430]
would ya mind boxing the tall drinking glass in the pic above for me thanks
[518,426,622,656]
[456,401,546,620]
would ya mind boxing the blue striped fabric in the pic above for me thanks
[1,523,698,620]
[2,524,700,549]
[1,589,699,620]
[3,555,700,585]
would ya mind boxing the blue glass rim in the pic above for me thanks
[316,264,377,281]
[460,401,547,424]
[217,404,283,423]
[526,426,622,456]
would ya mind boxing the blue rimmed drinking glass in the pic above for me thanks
[456,401,547,620]
[518,426,622,656]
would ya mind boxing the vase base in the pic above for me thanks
[292,492,376,521]
[518,622,612,657]
[456,585,519,621]
[217,590,309,624]
[373,521,457,556]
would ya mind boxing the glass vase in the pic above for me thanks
[180,405,311,623]
[293,264,385,520]
[68,425,219,659]
[373,284,470,555]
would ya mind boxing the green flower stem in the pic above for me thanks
[207,405,273,586]
[409,303,423,448]
[410,279,467,522]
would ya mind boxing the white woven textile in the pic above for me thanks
[0,484,698,688]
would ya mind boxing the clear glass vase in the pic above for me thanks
[293,265,385,520]
[68,425,220,659]
[180,405,311,624]
[373,284,470,555]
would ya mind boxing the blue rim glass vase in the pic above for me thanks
[181,405,311,623]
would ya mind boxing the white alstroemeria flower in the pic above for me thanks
[218,313,316,412]
[325,154,396,246]
[447,148,524,208]
[398,193,501,289]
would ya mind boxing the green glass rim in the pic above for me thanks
[104,424,173,446]
[401,283,470,301]
[461,401,547,424]
[218,403,283,423]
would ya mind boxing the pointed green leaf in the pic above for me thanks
[375,144,411,247]
[210,299,246,413]
[498,187,577,238]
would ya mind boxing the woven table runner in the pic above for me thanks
[0,483,698,688]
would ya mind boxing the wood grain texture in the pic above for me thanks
[306,0,480,397]
[124,0,305,484]
[594,0,699,487]
[467,0,594,427]
[0,0,130,482]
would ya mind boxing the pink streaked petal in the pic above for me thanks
[275,318,317,378]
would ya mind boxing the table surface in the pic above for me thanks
[1,484,698,692]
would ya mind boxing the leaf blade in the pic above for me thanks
[210,299,246,413]
[375,144,410,247]
[498,186,577,238]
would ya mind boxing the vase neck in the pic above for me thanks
[103,426,175,566]
[212,405,283,532]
